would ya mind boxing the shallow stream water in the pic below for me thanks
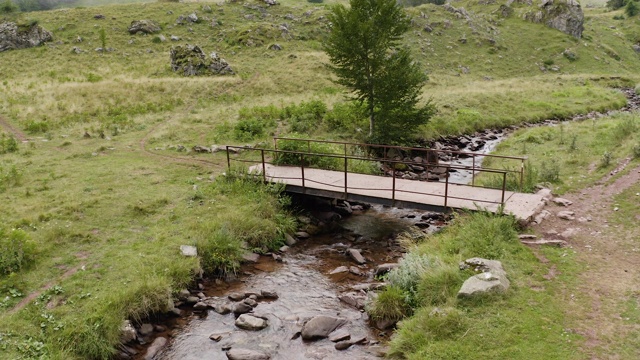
[155,207,419,360]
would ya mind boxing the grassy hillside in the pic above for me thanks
[1,0,640,358]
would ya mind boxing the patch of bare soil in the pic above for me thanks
[531,164,640,359]
[0,115,27,142]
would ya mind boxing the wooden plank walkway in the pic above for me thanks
[250,164,545,223]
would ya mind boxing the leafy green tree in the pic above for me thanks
[324,0,433,144]
[0,0,18,14]
[626,0,639,16]
[607,0,626,10]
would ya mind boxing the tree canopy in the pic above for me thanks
[324,0,433,144]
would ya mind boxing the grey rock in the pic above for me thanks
[158,35,166,42]
[229,293,245,301]
[0,22,53,52]
[328,328,351,342]
[557,211,575,220]
[138,323,154,336]
[536,188,553,201]
[170,35,180,41]
[523,0,584,38]
[347,249,366,264]
[235,314,268,331]
[261,290,278,299]
[295,231,310,239]
[226,348,270,360]
[458,258,510,298]
[553,197,573,206]
[373,318,396,330]
[339,292,366,310]
[243,298,258,307]
[284,233,297,246]
[263,0,278,5]
[209,332,224,342]
[335,340,353,350]
[233,302,253,315]
[213,303,232,314]
[143,337,167,360]
[177,289,191,301]
[120,320,137,344]
[180,245,197,257]
[301,315,347,340]
[128,20,161,35]
[534,210,552,224]
[187,13,199,23]
[185,296,199,305]
[375,263,399,276]
[242,252,260,263]
[170,44,234,76]
[521,239,568,247]
[268,43,282,51]
[329,266,349,275]
[193,301,209,310]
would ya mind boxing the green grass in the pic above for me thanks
[381,212,583,359]
[478,113,640,193]
[1,0,640,358]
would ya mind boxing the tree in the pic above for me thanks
[626,0,639,16]
[324,0,433,144]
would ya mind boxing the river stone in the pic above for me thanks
[213,303,232,314]
[458,258,510,298]
[375,263,399,276]
[233,302,253,315]
[226,348,270,360]
[143,337,167,360]
[179,245,197,257]
[120,320,137,343]
[229,292,245,301]
[295,231,310,239]
[347,249,366,264]
[339,293,366,310]
[335,340,353,350]
[235,314,268,331]
[193,301,209,310]
[284,233,297,246]
[244,298,258,307]
[261,290,278,299]
[185,296,199,305]
[177,289,191,301]
[242,252,260,263]
[301,315,347,340]
[209,333,224,342]
[138,323,154,337]
[329,266,349,275]
[328,328,351,342]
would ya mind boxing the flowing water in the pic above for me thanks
[155,207,421,360]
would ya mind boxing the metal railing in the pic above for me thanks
[226,144,513,210]
[272,137,527,191]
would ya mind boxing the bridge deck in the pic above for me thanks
[250,164,545,223]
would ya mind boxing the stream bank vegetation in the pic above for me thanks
[1,0,640,358]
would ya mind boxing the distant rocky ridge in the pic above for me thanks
[0,22,53,52]
[522,0,584,38]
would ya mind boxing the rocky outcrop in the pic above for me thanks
[458,258,510,297]
[0,22,53,52]
[128,20,161,35]
[523,0,584,38]
[170,45,234,76]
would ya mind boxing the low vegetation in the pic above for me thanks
[1,0,639,358]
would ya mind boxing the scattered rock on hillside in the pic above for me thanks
[263,0,278,6]
[552,197,573,206]
[0,22,53,52]
[457,258,510,297]
[557,210,575,220]
[128,20,161,35]
[120,320,137,343]
[523,0,584,38]
[170,45,234,76]
[180,245,197,257]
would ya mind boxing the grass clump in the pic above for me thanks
[0,133,18,154]
[366,286,412,323]
[0,162,22,193]
[0,228,36,275]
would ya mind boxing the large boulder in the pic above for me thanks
[301,315,347,340]
[0,22,53,52]
[457,258,510,298]
[170,45,234,76]
[128,20,161,35]
[523,0,584,38]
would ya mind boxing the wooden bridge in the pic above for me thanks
[225,138,545,223]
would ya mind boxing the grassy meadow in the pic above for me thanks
[1,0,640,358]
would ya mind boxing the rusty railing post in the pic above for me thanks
[301,153,305,190]
[273,137,277,151]
[344,154,348,198]
[307,139,311,153]
[226,145,231,171]
[520,159,525,192]
[392,166,396,206]
[472,154,476,187]
[444,172,449,209]
[501,172,507,205]
[261,149,266,183]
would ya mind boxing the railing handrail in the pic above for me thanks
[225,145,513,209]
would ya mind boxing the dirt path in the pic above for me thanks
[531,163,640,359]
[0,115,27,142]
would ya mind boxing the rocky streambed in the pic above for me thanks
[118,203,448,360]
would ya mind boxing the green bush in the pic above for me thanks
[198,228,244,275]
[386,253,436,305]
[0,228,36,275]
[238,104,281,122]
[607,0,626,10]
[283,100,327,134]
[0,163,22,193]
[0,0,18,14]
[539,160,560,183]
[626,0,639,17]
[324,101,367,132]
[273,137,342,170]
[0,133,19,154]
[233,117,272,141]
[632,144,640,158]
[24,120,49,134]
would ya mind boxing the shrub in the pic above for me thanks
[600,151,613,168]
[0,228,36,275]
[233,117,272,141]
[283,100,327,134]
[0,133,19,154]
[198,228,244,275]
[324,101,367,133]
[0,0,18,14]
[632,144,640,158]
[607,0,625,10]
[386,253,436,306]
[626,0,639,17]
[273,136,342,170]
[539,160,560,183]
[0,163,22,193]
[24,120,49,134]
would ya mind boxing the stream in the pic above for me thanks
[146,206,442,360]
